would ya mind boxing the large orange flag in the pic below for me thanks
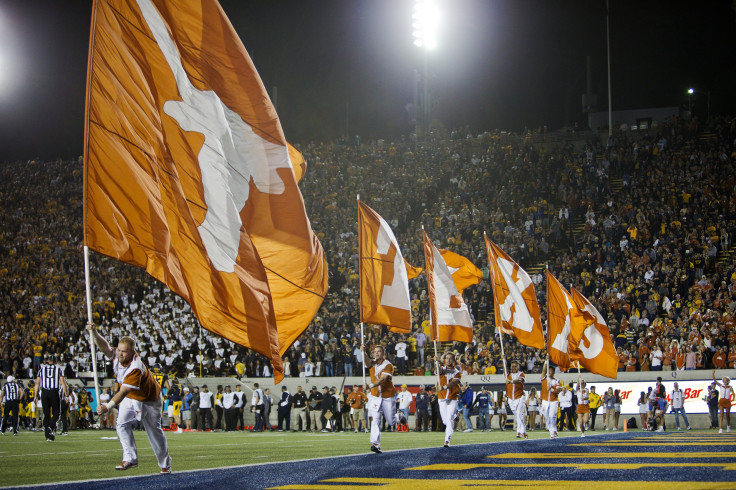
[423,231,474,343]
[570,288,618,379]
[358,201,415,333]
[546,270,585,372]
[83,0,328,383]
[484,236,544,349]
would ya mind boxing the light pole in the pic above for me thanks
[687,88,694,114]
[412,0,439,139]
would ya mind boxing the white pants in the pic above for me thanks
[117,396,171,469]
[541,400,559,435]
[438,399,458,444]
[508,396,527,435]
[368,396,395,446]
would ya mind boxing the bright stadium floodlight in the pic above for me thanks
[412,0,439,50]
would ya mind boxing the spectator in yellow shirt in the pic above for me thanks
[588,386,602,431]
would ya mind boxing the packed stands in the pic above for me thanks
[1,115,735,381]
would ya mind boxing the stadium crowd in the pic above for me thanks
[1,115,736,385]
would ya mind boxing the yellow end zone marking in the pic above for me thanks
[406,463,736,471]
[269,478,736,489]
[570,442,734,447]
[488,452,736,459]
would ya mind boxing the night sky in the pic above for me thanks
[1,0,734,162]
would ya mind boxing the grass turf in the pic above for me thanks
[1,426,586,486]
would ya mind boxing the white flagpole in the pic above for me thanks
[498,328,508,379]
[83,246,101,406]
[357,195,367,389]
[361,322,366,388]
[433,339,444,399]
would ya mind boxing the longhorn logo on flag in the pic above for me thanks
[83,0,328,382]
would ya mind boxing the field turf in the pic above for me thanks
[2,428,735,488]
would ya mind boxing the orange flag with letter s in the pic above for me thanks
[570,288,618,379]
[484,235,544,349]
[83,0,328,383]
[358,200,414,333]
[423,231,474,343]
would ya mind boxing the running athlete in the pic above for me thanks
[436,352,463,447]
[713,369,733,433]
[87,322,172,473]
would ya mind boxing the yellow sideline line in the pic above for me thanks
[269,478,736,489]
[488,452,736,459]
[405,463,736,471]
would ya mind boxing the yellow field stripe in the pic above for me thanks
[269,478,736,489]
[406,463,736,471]
[488,452,736,459]
[569,442,734,446]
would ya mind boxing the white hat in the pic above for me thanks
[6,376,15,382]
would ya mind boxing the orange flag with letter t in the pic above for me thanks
[570,288,618,379]
[83,0,328,383]
[484,235,544,349]
[423,231,474,343]
[358,201,414,333]
[546,270,585,372]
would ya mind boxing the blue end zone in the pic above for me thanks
[25,432,736,489]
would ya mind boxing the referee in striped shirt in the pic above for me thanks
[34,356,69,441]
[1,376,25,435]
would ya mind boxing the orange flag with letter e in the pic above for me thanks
[570,288,618,379]
[83,0,329,383]
[423,231,474,343]
[546,270,586,372]
[484,235,544,349]
[358,200,417,333]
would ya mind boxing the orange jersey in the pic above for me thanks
[347,391,368,409]
[506,371,525,400]
[113,349,161,402]
[541,376,560,402]
[438,366,462,400]
[369,360,395,398]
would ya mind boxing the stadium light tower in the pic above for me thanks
[412,0,439,138]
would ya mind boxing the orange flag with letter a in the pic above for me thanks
[546,270,585,372]
[358,200,414,333]
[570,288,618,379]
[423,231,474,343]
[83,0,329,383]
[484,235,544,349]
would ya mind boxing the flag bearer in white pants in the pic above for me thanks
[364,345,396,454]
[506,361,528,439]
[87,322,172,474]
[540,359,562,439]
[436,352,463,448]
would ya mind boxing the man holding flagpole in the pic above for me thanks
[364,344,396,454]
[87,322,171,474]
[506,361,528,439]
[540,357,562,440]
[437,352,463,448]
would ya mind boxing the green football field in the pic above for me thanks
[1,427,582,486]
